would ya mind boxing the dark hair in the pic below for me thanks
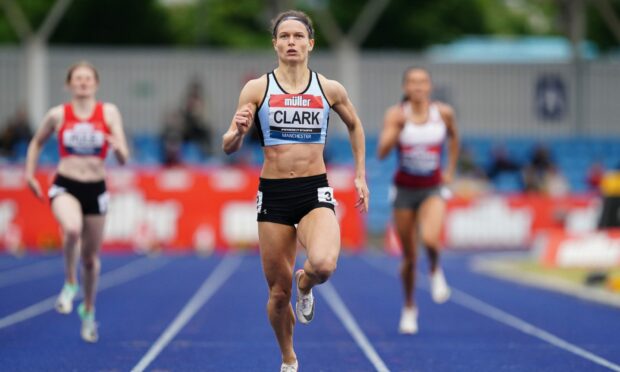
[271,10,314,39]
[66,61,99,84]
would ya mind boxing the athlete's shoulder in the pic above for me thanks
[240,74,269,104]
[434,101,455,120]
[316,72,346,104]
[49,104,64,116]
[384,103,406,124]
[47,105,64,121]
[243,74,269,92]
[102,102,119,112]
[316,72,343,91]
[102,102,122,122]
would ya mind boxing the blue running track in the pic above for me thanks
[0,252,618,371]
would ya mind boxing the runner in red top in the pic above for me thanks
[58,101,110,158]
[25,61,129,343]
[378,66,460,335]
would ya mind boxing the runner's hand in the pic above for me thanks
[234,104,254,136]
[442,170,454,184]
[26,177,44,200]
[354,176,369,213]
[106,134,120,151]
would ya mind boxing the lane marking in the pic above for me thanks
[0,257,169,330]
[362,255,620,372]
[131,255,242,372]
[318,282,390,372]
[0,259,62,288]
[0,258,40,270]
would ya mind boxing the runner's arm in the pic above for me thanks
[325,79,369,212]
[222,77,264,155]
[377,106,405,160]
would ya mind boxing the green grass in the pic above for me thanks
[511,261,620,285]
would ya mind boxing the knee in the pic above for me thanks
[82,256,100,272]
[311,256,337,283]
[421,232,440,250]
[268,286,292,310]
[64,225,81,244]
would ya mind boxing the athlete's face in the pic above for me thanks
[403,69,432,103]
[67,66,98,98]
[273,20,314,63]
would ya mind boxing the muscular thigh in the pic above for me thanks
[297,208,340,264]
[51,193,83,232]
[418,195,446,244]
[258,222,297,287]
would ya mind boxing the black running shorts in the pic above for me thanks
[48,174,109,215]
[256,174,336,226]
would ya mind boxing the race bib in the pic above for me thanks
[268,94,324,142]
[317,187,337,206]
[98,191,110,213]
[256,191,263,213]
[48,185,66,199]
[63,122,105,155]
[401,145,441,175]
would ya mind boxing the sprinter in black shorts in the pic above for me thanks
[222,10,369,372]
[25,61,129,343]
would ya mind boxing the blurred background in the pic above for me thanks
[0,0,619,283]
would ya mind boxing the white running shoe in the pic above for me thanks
[398,306,418,334]
[78,303,98,343]
[280,360,298,372]
[55,282,78,314]
[430,268,451,304]
[295,269,315,324]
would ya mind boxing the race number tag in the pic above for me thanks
[63,122,106,155]
[48,185,67,199]
[317,187,337,206]
[268,94,325,142]
[98,191,110,213]
[256,191,263,213]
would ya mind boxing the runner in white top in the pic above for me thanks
[377,66,459,334]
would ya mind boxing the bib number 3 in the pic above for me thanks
[317,187,337,206]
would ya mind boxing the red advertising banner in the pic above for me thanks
[0,166,366,253]
[539,229,620,268]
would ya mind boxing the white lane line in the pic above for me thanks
[362,255,620,372]
[131,255,243,372]
[0,257,169,330]
[0,259,62,288]
[318,282,390,372]
[449,288,620,372]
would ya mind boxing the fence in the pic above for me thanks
[1,47,620,140]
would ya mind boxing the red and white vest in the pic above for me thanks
[58,102,110,159]
[394,103,447,188]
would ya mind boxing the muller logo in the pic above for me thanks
[269,94,323,109]
[284,96,311,107]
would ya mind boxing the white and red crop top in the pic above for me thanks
[58,102,110,159]
[394,103,447,188]
[254,70,330,146]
